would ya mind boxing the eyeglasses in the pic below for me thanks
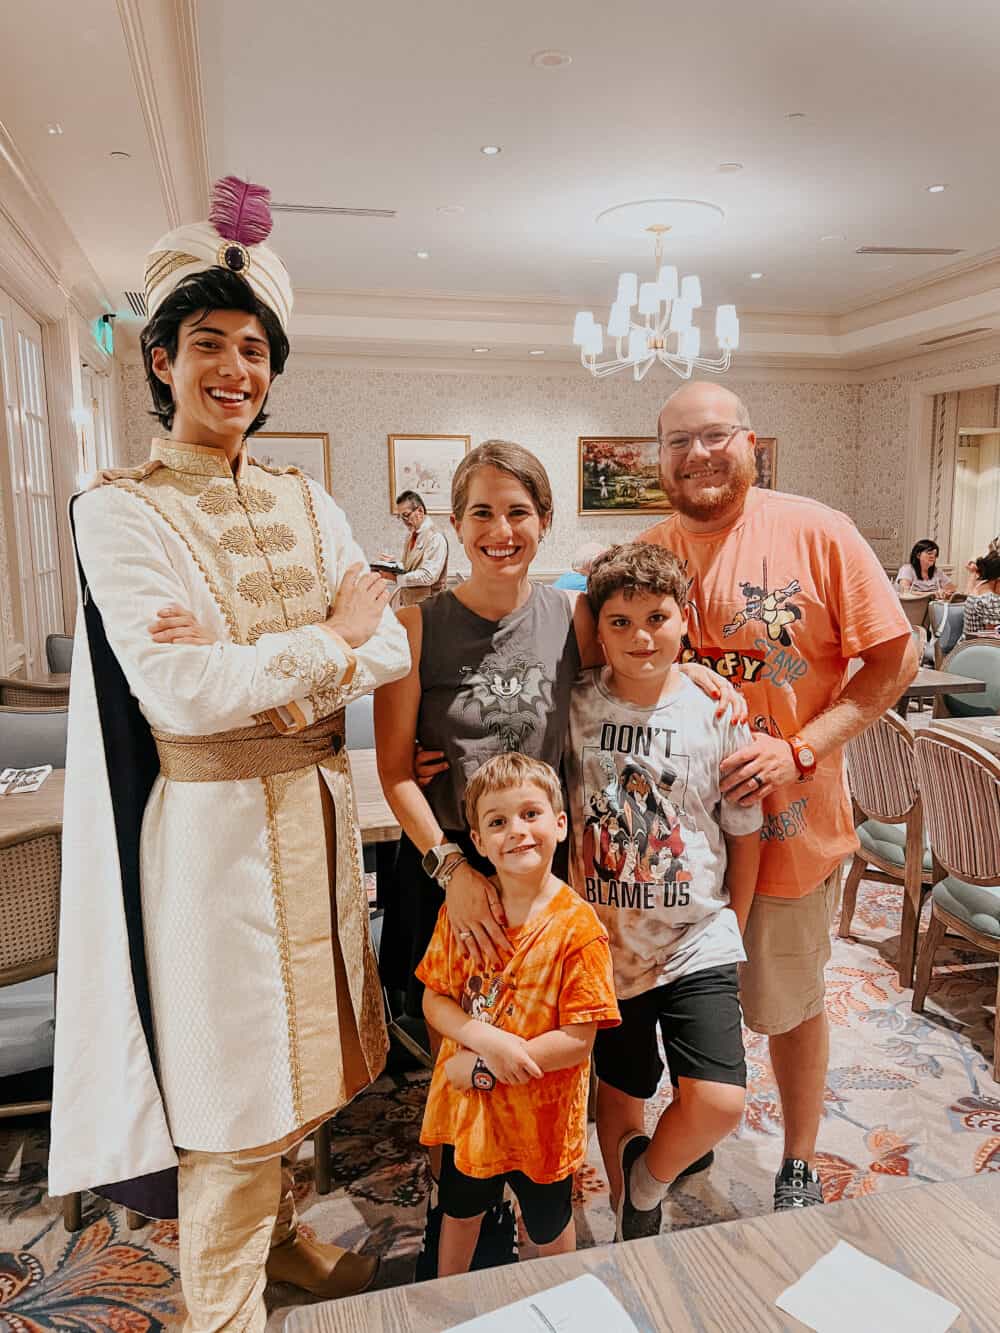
[396,507,420,522]
[661,423,748,453]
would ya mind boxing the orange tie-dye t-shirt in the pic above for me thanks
[642,488,910,899]
[417,883,619,1183]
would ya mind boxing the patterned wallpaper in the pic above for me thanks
[117,363,862,575]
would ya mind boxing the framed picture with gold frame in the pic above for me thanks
[754,436,778,490]
[578,435,670,515]
[253,432,331,490]
[388,434,471,514]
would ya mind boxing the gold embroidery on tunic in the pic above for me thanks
[222,522,298,557]
[241,486,278,514]
[248,608,325,645]
[265,629,346,713]
[197,486,243,516]
[111,481,242,641]
[263,774,304,1123]
[238,570,278,606]
[272,565,316,600]
[298,475,333,607]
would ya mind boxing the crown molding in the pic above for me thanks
[115,0,209,232]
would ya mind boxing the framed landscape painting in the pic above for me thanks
[754,437,778,490]
[578,436,670,516]
[388,434,471,514]
[253,432,331,490]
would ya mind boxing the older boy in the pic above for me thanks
[565,541,761,1242]
[417,753,619,1276]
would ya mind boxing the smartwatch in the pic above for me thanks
[788,734,817,781]
[421,842,465,885]
[472,1057,496,1092]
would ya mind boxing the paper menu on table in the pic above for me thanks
[0,765,53,796]
[446,1274,639,1332]
[775,1241,960,1333]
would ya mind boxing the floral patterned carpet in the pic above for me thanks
[1,875,997,1331]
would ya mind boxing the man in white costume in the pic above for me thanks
[49,177,410,1328]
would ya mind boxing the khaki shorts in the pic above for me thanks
[738,868,841,1036]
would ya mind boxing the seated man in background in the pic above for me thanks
[381,489,449,606]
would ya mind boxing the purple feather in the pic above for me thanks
[209,176,273,246]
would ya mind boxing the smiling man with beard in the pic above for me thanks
[640,381,915,1213]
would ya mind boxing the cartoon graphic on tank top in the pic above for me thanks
[459,651,554,750]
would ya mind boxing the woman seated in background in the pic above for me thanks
[963,538,1000,635]
[895,539,956,598]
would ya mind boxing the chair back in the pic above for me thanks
[845,709,920,823]
[45,634,73,674]
[899,592,934,630]
[937,640,1000,717]
[0,707,68,768]
[913,729,1000,886]
[0,676,69,708]
[345,694,375,749]
[910,625,930,666]
[0,825,61,986]
[932,602,967,667]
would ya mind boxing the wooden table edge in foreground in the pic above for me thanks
[287,1175,1000,1333]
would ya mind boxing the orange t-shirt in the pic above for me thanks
[416,882,619,1183]
[641,488,910,898]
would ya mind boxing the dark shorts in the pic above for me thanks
[438,1145,573,1247]
[594,963,746,1100]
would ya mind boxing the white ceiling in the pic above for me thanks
[5,0,1000,366]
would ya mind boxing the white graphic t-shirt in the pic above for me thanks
[566,669,762,999]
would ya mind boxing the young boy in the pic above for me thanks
[565,541,762,1242]
[417,753,620,1276]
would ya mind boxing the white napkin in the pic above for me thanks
[776,1241,960,1333]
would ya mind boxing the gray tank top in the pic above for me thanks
[418,584,580,831]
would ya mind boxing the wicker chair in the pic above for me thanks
[912,729,1000,1080]
[0,677,70,708]
[0,824,82,1229]
[45,634,73,675]
[840,709,931,986]
[0,707,68,769]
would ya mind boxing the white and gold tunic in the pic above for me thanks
[49,439,409,1193]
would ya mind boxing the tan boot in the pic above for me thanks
[265,1232,379,1300]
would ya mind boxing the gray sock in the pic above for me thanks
[629,1152,671,1211]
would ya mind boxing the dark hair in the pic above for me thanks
[587,541,689,617]
[140,268,290,435]
[395,490,426,512]
[974,550,1000,582]
[908,539,939,579]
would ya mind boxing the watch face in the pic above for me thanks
[472,1068,495,1092]
[799,746,816,768]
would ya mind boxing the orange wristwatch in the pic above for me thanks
[788,734,817,781]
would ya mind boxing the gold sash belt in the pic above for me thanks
[152,714,344,782]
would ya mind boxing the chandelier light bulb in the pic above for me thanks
[680,275,702,308]
[616,272,639,307]
[679,326,701,359]
[627,328,649,363]
[607,302,630,339]
[668,299,692,334]
[656,265,678,301]
[637,282,661,316]
[572,311,596,345]
[715,304,739,349]
[582,322,604,357]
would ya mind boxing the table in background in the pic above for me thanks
[897,667,987,712]
[933,715,1000,757]
[289,1175,1000,1333]
[0,758,394,845]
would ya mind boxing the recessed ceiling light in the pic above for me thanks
[587,258,610,264]
[927,183,947,193]
[529,349,545,356]
[820,233,845,242]
[749,271,764,279]
[109,150,131,160]
[46,123,63,136]
[717,162,743,173]
[473,347,490,353]
[531,50,572,68]
[785,111,806,119]
[480,145,502,156]
[415,250,430,259]
[437,204,465,216]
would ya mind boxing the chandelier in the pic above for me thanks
[572,224,739,380]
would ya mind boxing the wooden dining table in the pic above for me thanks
[288,1174,1000,1333]
[932,715,1000,757]
[0,750,399,845]
[897,667,987,711]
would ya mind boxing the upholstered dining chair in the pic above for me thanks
[911,729,1000,1080]
[928,601,967,668]
[934,640,1000,719]
[899,592,934,632]
[0,707,68,769]
[840,709,931,986]
[0,676,70,708]
[0,823,82,1230]
[44,634,73,675]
